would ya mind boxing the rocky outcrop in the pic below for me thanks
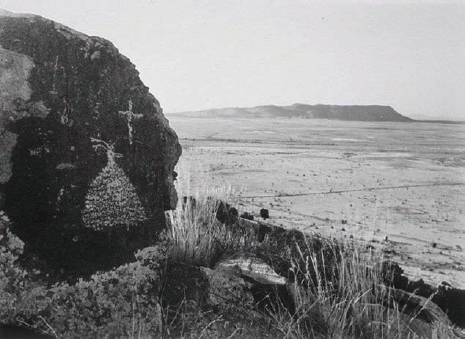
[171,103,413,122]
[383,261,465,329]
[0,11,181,282]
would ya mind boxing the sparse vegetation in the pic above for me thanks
[0,177,461,338]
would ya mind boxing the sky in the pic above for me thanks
[1,0,464,120]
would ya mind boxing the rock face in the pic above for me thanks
[0,11,181,281]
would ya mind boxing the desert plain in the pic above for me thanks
[167,115,465,289]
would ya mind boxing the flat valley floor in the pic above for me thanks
[167,116,465,289]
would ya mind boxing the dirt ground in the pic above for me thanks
[167,116,465,289]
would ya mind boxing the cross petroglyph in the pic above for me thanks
[119,100,143,145]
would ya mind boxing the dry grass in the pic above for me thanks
[166,170,255,268]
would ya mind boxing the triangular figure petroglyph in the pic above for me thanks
[81,138,147,230]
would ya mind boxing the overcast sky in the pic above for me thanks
[1,0,464,120]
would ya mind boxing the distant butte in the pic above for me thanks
[170,104,414,122]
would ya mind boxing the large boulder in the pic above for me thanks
[0,10,181,282]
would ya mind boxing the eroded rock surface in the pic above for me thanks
[0,11,181,281]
